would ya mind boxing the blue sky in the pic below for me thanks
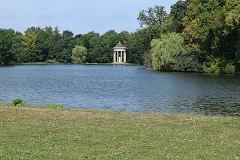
[0,0,179,35]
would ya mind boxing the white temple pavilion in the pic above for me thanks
[113,42,127,63]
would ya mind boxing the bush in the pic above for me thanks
[203,56,221,74]
[12,98,24,106]
[224,62,235,74]
[173,51,203,72]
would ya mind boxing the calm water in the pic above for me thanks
[0,65,240,116]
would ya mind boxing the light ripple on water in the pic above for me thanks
[0,64,239,116]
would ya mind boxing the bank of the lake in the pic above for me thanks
[0,105,239,160]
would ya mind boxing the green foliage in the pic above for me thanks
[181,0,240,73]
[203,56,236,74]
[57,30,75,63]
[224,0,240,32]
[75,32,100,63]
[0,29,15,65]
[143,49,153,68]
[224,62,235,74]
[127,29,149,64]
[71,45,87,64]
[21,27,39,62]
[11,31,24,63]
[12,98,24,106]
[173,51,203,72]
[97,30,119,63]
[151,32,185,71]
[137,5,167,28]
[203,56,221,74]
[167,0,191,33]
[35,27,54,62]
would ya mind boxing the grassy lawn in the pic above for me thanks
[0,105,239,160]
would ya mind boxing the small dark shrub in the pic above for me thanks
[224,62,235,74]
[12,98,24,106]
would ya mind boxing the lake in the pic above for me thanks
[0,64,240,116]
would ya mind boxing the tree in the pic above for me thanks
[168,0,191,33]
[57,30,75,63]
[11,31,24,63]
[137,5,168,28]
[75,32,101,63]
[49,26,62,60]
[151,32,185,71]
[22,27,39,62]
[224,0,240,68]
[36,28,52,62]
[99,30,120,63]
[143,49,153,68]
[127,29,149,64]
[223,0,240,32]
[118,31,131,47]
[71,45,87,64]
[182,0,240,73]
[182,0,226,53]
[0,29,15,65]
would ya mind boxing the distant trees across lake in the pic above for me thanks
[1,0,240,74]
[0,27,146,65]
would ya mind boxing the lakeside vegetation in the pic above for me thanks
[2,98,64,110]
[1,0,240,74]
[0,105,239,159]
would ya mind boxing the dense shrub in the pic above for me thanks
[224,62,235,74]
[12,98,24,106]
[173,51,203,72]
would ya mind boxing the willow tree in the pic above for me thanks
[151,32,185,71]
[71,45,87,64]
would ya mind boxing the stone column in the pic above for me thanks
[113,51,116,62]
[117,51,119,62]
[124,51,126,62]
[121,51,123,62]
[122,51,124,63]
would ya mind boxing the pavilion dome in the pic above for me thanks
[114,42,127,49]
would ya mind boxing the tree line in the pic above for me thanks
[142,0,240,74]
[1,0,240,74]
[0,27,147,65]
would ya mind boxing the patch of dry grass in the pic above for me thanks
[0,106,239,159]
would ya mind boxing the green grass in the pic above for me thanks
[46,59,62,64]
[0,105,239,160]
[2,102,64,110]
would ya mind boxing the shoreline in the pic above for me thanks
[1,102,239,117]
[2,63,239,75]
